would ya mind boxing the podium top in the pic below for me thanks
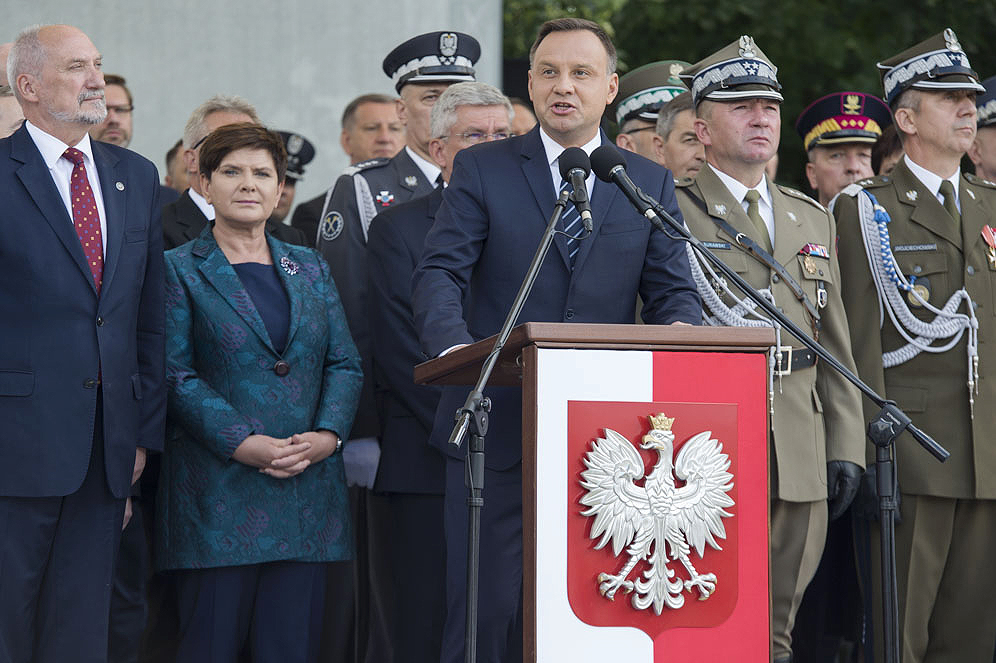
[415,322,775,386]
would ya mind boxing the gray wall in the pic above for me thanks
[5,0,502,207]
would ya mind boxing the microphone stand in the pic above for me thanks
[446,187,573,663]
[627,185,947,663]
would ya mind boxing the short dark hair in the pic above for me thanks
[655,91,694,141]
[198,123,288,182]
[165,138,183,169]
[103,73,133,107]
[341,93,396,130]
[529,18,617,74]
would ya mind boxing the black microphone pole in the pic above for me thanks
[590,143,947,663]
[446,182,575,663]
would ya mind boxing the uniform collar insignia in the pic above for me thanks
[787,211,797,222]
[713,203,727,216]
[906,190,918,201]
[405,175,418,187]
[967,188,976,200]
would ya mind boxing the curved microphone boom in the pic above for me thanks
[558,146,593,232]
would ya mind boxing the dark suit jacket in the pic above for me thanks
[0,124,165,498]
[367,187,445,495]
[157,229,362,569]
[412,127,701,469]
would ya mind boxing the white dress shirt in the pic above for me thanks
[904,154,961,212]
[188,187,215,221]
[709,163,775,248]
[25,121,108,254]
[538,127,599,200]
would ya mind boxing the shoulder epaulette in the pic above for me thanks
[965,172,996,189]
[776,184,825,211]
[340,157,390,177]
[674,176,695,188]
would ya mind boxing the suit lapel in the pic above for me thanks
[894,161,961,249]
[268,236,303,352]
[695,166,753,247]
[518,128,569,267]
[768,180,805,264]
[11,127,95,293]
[193,235,275,352]
[93,141,125,295]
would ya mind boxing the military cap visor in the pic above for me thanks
[878,28,985,105]
[976,75,996,128]
[612,60,689,126]
[680,37,783,107]
[795,92,892,151]
[383,31,480,93]
[277,131,316,181]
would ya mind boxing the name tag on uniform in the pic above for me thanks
[703,241,732,250]
[893,243,937,252]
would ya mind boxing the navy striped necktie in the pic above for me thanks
[559,178,581,267]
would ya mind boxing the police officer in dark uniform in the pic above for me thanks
[833,29,996,663]
[675,37,866,662]
[266,130,314,245]
[300,31,480,663]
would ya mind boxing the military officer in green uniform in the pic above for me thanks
[611,60,689,163]
[676,37,866,663]
[832,29,996,663]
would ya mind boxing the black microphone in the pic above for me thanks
[590,144,658,219]
[558,147,593,232]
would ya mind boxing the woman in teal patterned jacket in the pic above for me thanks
[156,124,361,662]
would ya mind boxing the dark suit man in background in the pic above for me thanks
[412,18,701,663]
[160,94,259,249]
[0,24,165,663]
[367,81,513,663]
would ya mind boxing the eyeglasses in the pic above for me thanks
[441,131,511,143]
[106,105,134,115]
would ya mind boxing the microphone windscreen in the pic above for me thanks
[590,144,626,182]
[558,146,591,179]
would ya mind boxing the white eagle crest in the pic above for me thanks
[579,414,735,614]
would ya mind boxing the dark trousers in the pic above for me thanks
[383,492,446,663]
[0,416,125,663]
[109,503,150,663]
[174,561,326,663]
[440,456,523,663]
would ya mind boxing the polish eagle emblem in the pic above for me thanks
[579,414,735,614]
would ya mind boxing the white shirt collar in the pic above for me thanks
[405,145,441,186]
[187,187,215,221]
[25,120,95,169]
[538,127,601,199]
[904,154,960,208]
[707,162,772,207]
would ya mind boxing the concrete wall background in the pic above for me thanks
[5,0,502,206]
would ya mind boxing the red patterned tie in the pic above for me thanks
[62,147,104,293]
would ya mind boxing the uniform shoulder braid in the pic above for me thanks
[775,183,826,211]
[964,172,996,189]
[341,157,391,177]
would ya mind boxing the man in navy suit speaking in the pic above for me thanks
[0,24,164,663]
[412,18,701,663]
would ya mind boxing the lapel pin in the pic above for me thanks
[116,181,125,191]
[405,175,418,187]
[906,190,917,201]
[279,256,299,276]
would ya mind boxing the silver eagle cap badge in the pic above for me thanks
[579,414,735,614]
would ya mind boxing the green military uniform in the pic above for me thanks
[832,28,996,663]
[678,37,865,662]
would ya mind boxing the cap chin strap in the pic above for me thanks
[833,184,979,416]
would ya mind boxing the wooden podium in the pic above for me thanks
[417,323,775,662]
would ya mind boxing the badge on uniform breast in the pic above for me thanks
[907,276,930,307]
[803,256,818,274]
[320,211,344,242]
[982,225,996,267]
[799,243,829,258]
[376,190,395,207]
